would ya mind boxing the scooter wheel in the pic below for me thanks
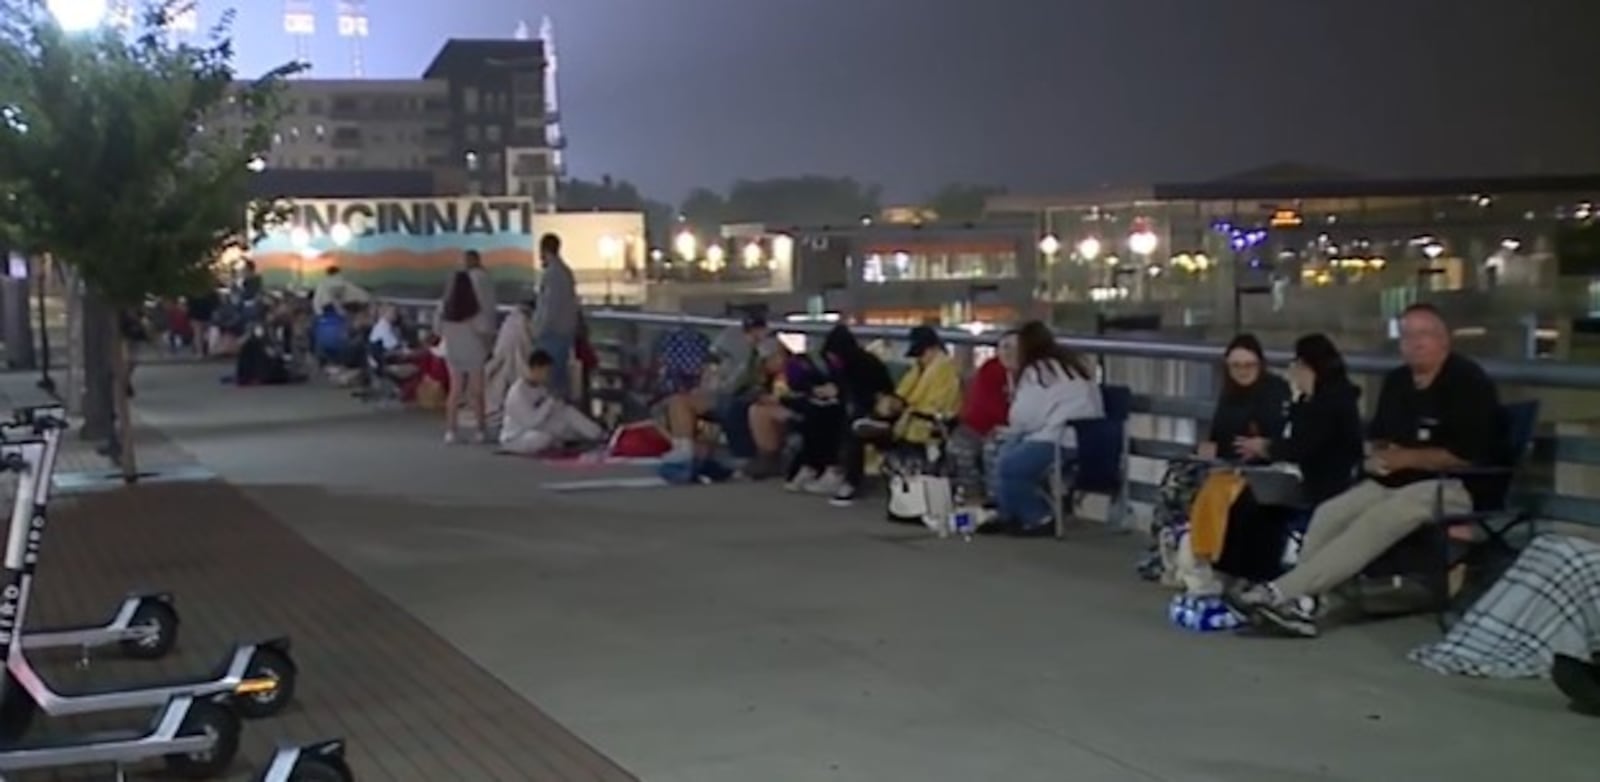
[234,645,297,719]
[119,597,180,660]
[283,757,352,782]
[164,699,242,779]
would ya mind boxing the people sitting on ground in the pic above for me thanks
[1409,533,1600,698]
[814,325,896,505]
[437,269,492,444]
[498,349,605,455]
[233,322,305,386]
[704,311,771,466]
[1230,303,1502,638]
[1142,333,1293,580]
[986,321,1103,537]
[947,330,1018,506]
[652,324,714,460]
[310,265,370,315]
[1212,333,1364,584]
[783,346,849,492]
[363,304,419,389]
[744,339,798,479]
[486,299,537,427]
[838,325,964,506]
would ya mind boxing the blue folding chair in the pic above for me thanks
[1050,384,1133,537]
[1359,399,1540,628]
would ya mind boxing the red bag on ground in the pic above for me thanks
[607,422,671,458]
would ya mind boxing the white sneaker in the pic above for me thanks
[443,431,457,444]
[829,484,857,507]
[804,470,843,495]
[786,467,819,493]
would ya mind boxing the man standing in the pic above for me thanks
[1232,302,1501,637]
[531,233,579,400]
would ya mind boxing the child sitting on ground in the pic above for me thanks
[499,349,605,455]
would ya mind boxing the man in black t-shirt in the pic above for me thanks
[1232,303,1500,637]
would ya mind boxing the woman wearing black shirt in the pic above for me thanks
[785,325,894,502]
[1221,334,1364,581]
[1202,334,1292,461]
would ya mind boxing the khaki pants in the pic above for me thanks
[1274,479,1470,599]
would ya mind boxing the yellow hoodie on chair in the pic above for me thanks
[892,354,963,444]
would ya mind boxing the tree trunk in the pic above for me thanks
[110,334,138,484]
[79,290,114,442]
[33,255,52,395]
[61,266,81,416]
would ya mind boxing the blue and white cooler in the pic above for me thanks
[1167,593,1246,633]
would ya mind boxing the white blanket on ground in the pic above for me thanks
[1409,534,1600,678]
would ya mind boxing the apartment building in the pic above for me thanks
[228,39,560,210]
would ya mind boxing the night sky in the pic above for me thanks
[221,0,1600,203]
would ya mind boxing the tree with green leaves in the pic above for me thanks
[0,0,298,481]
[924,182,1006,222]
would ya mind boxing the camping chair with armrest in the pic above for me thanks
[1050,384,1133,538]
[1357,399,1540,629]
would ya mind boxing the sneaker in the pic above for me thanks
[804,470,843,496]
[829,484,857,507]
[786,467,819,493]
[1255,599,1319,638]
[1222,584,1277,619]
[443,431,458,444]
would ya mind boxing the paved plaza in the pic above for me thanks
[5,362,1598,781]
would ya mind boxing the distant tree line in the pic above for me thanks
[556,173,1009,247]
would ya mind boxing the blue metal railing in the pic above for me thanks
[386,297,1600,526]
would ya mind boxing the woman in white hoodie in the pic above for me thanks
[991,321,1104,536]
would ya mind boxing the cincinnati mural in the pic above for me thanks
[250,197,540,290]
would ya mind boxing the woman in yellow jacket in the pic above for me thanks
[891,326,964,444]
[835,325,963,505]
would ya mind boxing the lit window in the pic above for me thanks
[465,151,479,171]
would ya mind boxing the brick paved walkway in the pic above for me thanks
[15,430,636,780]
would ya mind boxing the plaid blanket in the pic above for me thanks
[1409,534,1600,678]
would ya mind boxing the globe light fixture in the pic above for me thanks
[48,0,107,32]
[1076,237,1102,262]
[673,229,697,260]
[1128,229,1158,257]
[1423,242,1445,260]
[288,226,311,248]
[705,243,726,271]
[329,223,353,247]
[246,156,267,173]
[1038,234,1061,257]
[742,242,763,268]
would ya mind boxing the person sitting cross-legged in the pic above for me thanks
[1231,303,1502,638]
[498,349,605,455]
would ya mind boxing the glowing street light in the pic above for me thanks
[1128,229,1159,257]
[1076,237,1102,262]
[673,229,698,260]
[48,0,108,32]
[246,156,267,173]
[329,223,353,247]
[742,242,763,268]
[1423,242,1445,260]
[1037,234,1061,257]
[288,226,311,248]
[705,244,726,271]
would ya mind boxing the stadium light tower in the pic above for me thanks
[336,0,369,77]
[283,0,315,71]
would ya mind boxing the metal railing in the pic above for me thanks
[386,297,1600,527]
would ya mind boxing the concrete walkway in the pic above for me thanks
[46,362,1600,781]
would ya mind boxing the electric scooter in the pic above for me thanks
[7,405,179,663]
[257,737,355,781]
[0,434,297,743]
[0,431,242,779]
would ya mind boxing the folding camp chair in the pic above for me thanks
[1050,384,1133,537]
[1358,399,1540,629]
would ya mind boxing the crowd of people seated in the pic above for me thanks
[188,241,1600,709]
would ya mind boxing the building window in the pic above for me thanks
[306,99,323,114]
[288,126,300,141]
[485,124,501,143]
[515,98,540,118]
[314,123,325,140]
[464,124,479,143]
[464,150,479,171]
[461,87,479,114]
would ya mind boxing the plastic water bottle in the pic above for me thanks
[950,507,975,541]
